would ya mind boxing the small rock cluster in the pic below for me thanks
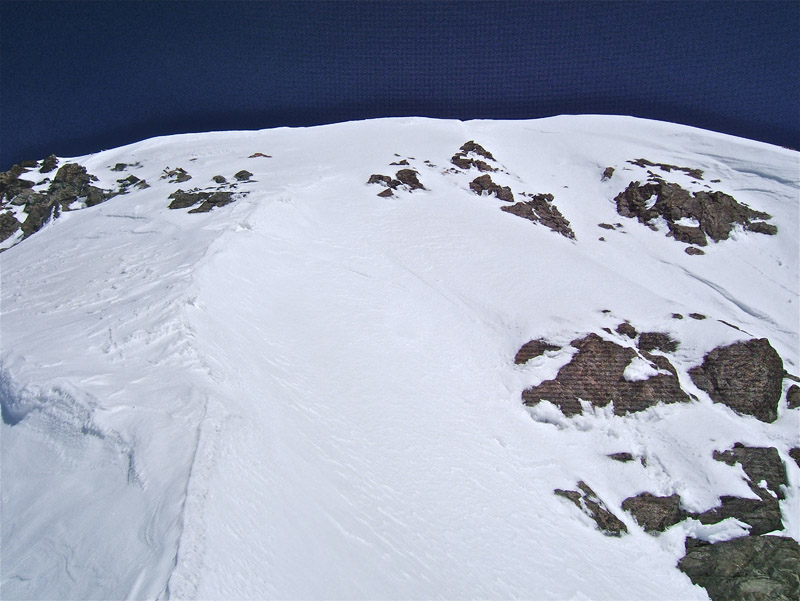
[366,169,426,197]
[450,141,497,172]
[167,170,253,213]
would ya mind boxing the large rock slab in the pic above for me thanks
[678,536,800,601]
[522,333,689,416]
[689,339,784,422]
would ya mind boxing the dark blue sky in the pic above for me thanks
[1,1,798,170]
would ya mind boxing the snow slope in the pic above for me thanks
[1,116,798,600]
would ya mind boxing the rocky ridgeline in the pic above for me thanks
[607,159,777,254]
[517,327,799,600]
[0,156,150,249]
[0,156,267,249]
[367,141,575,239]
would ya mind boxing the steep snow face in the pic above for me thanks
[1,116,798,600]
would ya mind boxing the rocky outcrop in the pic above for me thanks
[713,444,787,500]
[500,193,575,239]
[554,481,628,536]
[622,493,686,533]
[451,141,497,172]
[40,154,59,173]
[469,174,513,201]
[514,339,559,364]
[614,179,775,246]
[789,448,800,468]
[161,167,192,183]
[367,169,425,195]
[522,333,690,416]
[168,189,235,212]
[689,339,784,422]
[628,158,704,180]
[615,322,637,339]
[678,536,800,601]
[0,212,21,242]
[691,444,787,536]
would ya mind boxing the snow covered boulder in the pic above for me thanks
[689,338,784,422]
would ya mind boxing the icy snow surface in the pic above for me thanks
[1,116,798,600]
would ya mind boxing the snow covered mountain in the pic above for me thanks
[1,115,798,600]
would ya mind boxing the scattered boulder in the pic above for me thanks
[608,452,634,462]
[470,174,513,202]
[390,159,409,166]
[514,339,559,365]
[367,174,398,188]
[746,221,778,235]
[689,313,706,320]
[638,332,679,353]
[212,175,227,184]
[788,448,800,468]
[601,167,615,181]
[234,170,253,182]
[685,246,705,255]
[672,313,684,319]
[501,193,575,239]
[110,163,128,172]
[678,536,800,601]
[787,385,800,409]
[522,333,690,416]
[248,152,271,158]
[162,167,192,183]
[376,188,394,198]
[689,339,784,422]
[554,481,628,536]
[598,222,616,230]
[615,322,637,339]
[622,493,686,533]
[395,169,425,190]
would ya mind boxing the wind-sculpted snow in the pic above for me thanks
[0,115,797,600]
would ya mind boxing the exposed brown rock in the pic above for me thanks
[713,444,787,500]
[614,178,774,245]
[689,313,706,320]
[685,247,705,255]
[514,339,559,365]
[787,385,800,409]
[0,211,21,242]
[501,193,575,239]
[162,167,192,183]
[522,333,690,416]
[40,154,59,173]
[608,452,634,462]
[395,169,425,191]
[470,174,512,202]
[789,448,800,468]
[234,170,253,181]
[554,481,628,537]
[638,332,678,353]
[622,493,686,533]
[689,339,784,422]
[601,167,615,181]
[615,322,637,339]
